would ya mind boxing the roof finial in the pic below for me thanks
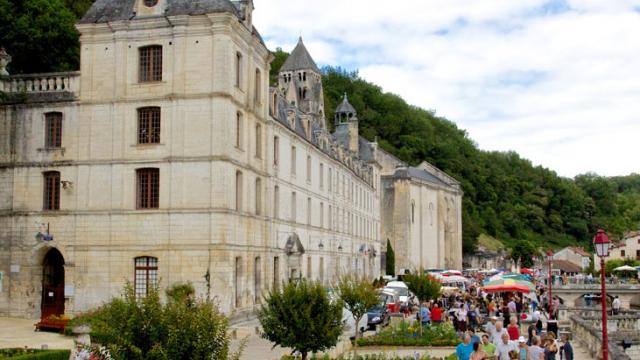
[343,92,348,100]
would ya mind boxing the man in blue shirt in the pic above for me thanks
[456,334,474,360]
[420,302,431,325]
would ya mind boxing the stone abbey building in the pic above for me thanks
[0,0,461,320]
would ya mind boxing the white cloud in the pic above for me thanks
[253,0,640,177]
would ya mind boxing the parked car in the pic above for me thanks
[366,303,390,330]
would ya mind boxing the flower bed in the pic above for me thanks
[35,315,70,333]
[355,322,459,347]
[0,348,71,360]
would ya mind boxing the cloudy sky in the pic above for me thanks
[253,0,640,178]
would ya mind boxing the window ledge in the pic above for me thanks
[131,143,165,148]
[135,81,165,86]
[38,147,66,154]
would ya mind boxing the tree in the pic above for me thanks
[66,283,237,360]
[385,239,395,276]
[403,273,442,303]
[510,240,537,268]
[257,280,343,360]
[0,0,80,74]
[336,275,380,342]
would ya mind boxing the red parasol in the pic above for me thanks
[520,268,534,275]
[483,284,531,293]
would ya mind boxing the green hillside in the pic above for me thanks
[2,1,639,254]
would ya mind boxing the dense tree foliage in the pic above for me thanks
[403,273,442,303]
[258,280,343,360]
[0,0,86,74]
[336,275,380,341]
[66,283,237,360]
[3,2,639,253]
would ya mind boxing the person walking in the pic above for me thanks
[456,334,475,360]
[612,296,621,315]
[559,334,573,360]
[496,333,517,360]
[528,336,545,360]
[517,336,528,360]
[470,341,489,360]
[481,334,497,358]
[507,317,520,341]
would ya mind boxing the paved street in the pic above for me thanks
[0,317,74,350]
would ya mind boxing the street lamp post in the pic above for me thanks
[546,250,554,314]
[594,229,611,360]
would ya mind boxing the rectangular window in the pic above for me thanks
[235,257,242,308]
[307,256,312,279]
[320,163,324,189]
[139,45,162,82]
[328,168,333,192]
[273,257,280,290]
[43,171,60,211]
[273,136,280,166]
[138,107,161,144]
[306,155,312,182]
[255,124,262,158]
[255,178,262,215]
[291,146,297,175]
[274,185,280,219]
[254,257,261,303]
[254,69,261,104]
[320,202,324,228]
[621,250,626,257]
[235,52,243,88]
[135,257,158,299]
[44,112,62,148]
[136,168,160,209]
[636,250,640,260]
[319,257,324,284]
[307,197,311,225]
[291,192,296,222]
[236,113,243,149]
[328,205,333,230]
[236,171,243,211]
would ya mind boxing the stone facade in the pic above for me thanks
[553,246,591,270]
[594,231,640,271]
[0,0,463,320]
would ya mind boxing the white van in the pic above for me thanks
[384,281,410,306]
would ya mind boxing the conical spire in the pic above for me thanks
[335,93,356,115]
[279,37,320,73]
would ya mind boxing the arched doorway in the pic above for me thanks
[41,248,65,319]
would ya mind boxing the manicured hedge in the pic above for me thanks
[355,322,459,347]
[0,349,71,360]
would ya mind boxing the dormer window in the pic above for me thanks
[144,0,158,7]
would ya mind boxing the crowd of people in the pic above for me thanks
[409,283,575,360]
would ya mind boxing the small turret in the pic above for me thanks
[333,94,359,154]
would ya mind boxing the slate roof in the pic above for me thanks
[79,0,240,23]
[392,167,450,187]
[280,37,320,73]
[336,94,357,115]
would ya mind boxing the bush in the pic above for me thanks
[0,349,71,360]
[355,322,459,347]
[258,280,344,360]
[64,283,237,360]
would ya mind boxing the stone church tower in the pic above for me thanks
[278,38,326,129]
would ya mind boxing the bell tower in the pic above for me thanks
[278,37,326,129]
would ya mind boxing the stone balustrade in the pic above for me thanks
[569,314,634,360]
[0,71,80,95]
